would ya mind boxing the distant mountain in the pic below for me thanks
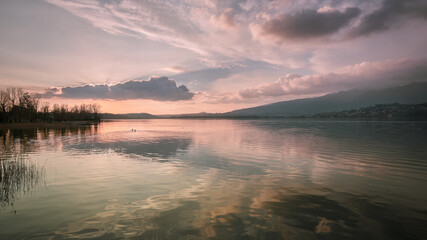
[223,82,427,117]
[102,113,156,119]
[159,112,218,118]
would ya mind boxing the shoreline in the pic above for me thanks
[0,121,99,130]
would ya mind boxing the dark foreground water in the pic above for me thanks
[0,119,426,239]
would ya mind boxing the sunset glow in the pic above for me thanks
[1,0,426,114]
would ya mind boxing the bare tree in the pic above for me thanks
[71,105,79,115]
[17,88,24,107]
[7,87,17,106]
[41,102,50,114]
[80,104,87,114]
[0,87,101,123]
[90,103,101,114]
[41,102,50,122]
[0,90,10,112]
[32,93,40,112]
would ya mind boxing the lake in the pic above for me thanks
[0,119,426,239]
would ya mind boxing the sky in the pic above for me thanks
[0,0,426,114]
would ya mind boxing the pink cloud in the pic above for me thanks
[239,58,427,98]
[210,8,235,30]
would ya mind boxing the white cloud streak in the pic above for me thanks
[45,0,427,69]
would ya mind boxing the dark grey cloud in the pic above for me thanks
[61,84,109,99]
[39,77,194,101]
[262,7,360,40]
[351,0,427,37]
[39,87,59,98]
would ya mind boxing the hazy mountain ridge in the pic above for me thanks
[223,82,427,117]
[101,82,427,119]
[102,113,156,119]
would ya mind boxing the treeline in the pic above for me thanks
[0,87,101,123]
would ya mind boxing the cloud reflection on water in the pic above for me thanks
[47,120,427,239]
[1,120,427,239]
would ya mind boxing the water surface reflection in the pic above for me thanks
[0,120,426,239]
[0,129,47,210]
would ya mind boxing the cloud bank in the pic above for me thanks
[44,0,427,68]
[262,7,360,40]
[39,77,194,101]
[239,58,427,98]
[351,0,427,37]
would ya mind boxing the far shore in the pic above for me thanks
[0,121,99,130]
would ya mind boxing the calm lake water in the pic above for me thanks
[1,119,426,239]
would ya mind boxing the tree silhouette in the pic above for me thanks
[0,87,101,123]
